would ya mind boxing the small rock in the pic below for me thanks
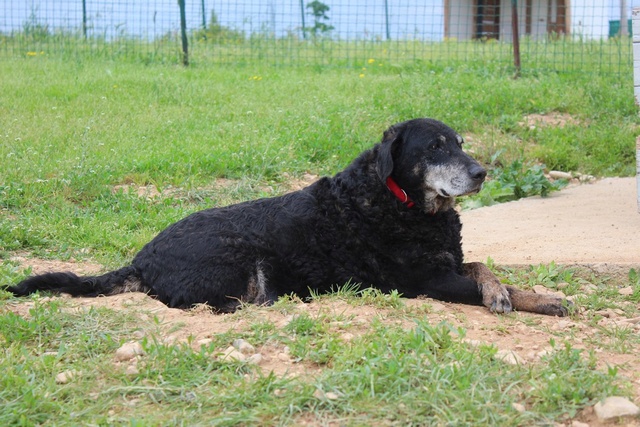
[553,320,574,331]
[246,354,263,365]
[233,339,256,355]
[115,342,145,362]
[570,421,589,427]
[55,370,78,384]
[512,402,526,413]
[618,286,634,296]
[549,171,572,180]
[125,365,139,376]
[495,350,525,365]
[219,346,246,362]
[593,396,640,421]
[313,390,339,400]
[277,352,291,362]
[340,332,355,341]
[132,330,145,339]
[462,339,483,348]
[536,348,553,359]
[596,309,614,318]
[163,335,178,345]
[197,338,213,347]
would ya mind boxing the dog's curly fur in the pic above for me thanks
[6,118,569,316]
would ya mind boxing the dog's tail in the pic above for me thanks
[5,265,147,298]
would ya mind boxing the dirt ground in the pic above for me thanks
[4,177,640,425]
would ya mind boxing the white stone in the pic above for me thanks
[593,396,640,421]
[132,330,145,339]
[553,320,574,331]
[55,370,78,384]
[618,286,634,296]
[247,354,263,365]
[511,402,526,413]
[114,342,145,361]
[277,352,292,362]
[340,332,355,341]
[233,339,256,355]
[313,390,339,400]
[549,171,572,180]
[125,365,139,376]
[495,350,525,365]
[219,346,246,362]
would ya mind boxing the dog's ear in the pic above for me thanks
[376,125,402,181]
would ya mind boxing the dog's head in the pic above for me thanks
[376,118,486,213]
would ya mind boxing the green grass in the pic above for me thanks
[0,52,639,425]
[1,274,637,426]
[0,55,637,265]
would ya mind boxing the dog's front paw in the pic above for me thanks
[480,281,512,314]
[540,297,574,317]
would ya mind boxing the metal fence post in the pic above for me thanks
[178,0,189,66]
[82,0,87,39]
[300,0,307,39]
[201,0,207,31]
[634,7,640,212]
[384,0,390,40]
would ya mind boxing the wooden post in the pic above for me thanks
[634,8,640,211]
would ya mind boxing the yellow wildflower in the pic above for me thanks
[367,58,375,64]
[26,51,37,56]
[359,73,365,78]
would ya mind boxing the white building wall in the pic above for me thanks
[571,0,611,39]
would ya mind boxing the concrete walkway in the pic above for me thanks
[460,178,640,269]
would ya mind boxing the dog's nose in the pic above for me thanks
[470,165,487,182]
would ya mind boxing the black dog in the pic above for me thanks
[7,118,568,316]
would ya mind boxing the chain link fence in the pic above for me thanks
[1,1,634,75]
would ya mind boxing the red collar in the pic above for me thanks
[386,177,415,208]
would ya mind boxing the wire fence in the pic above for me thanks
[1,1,635,75]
